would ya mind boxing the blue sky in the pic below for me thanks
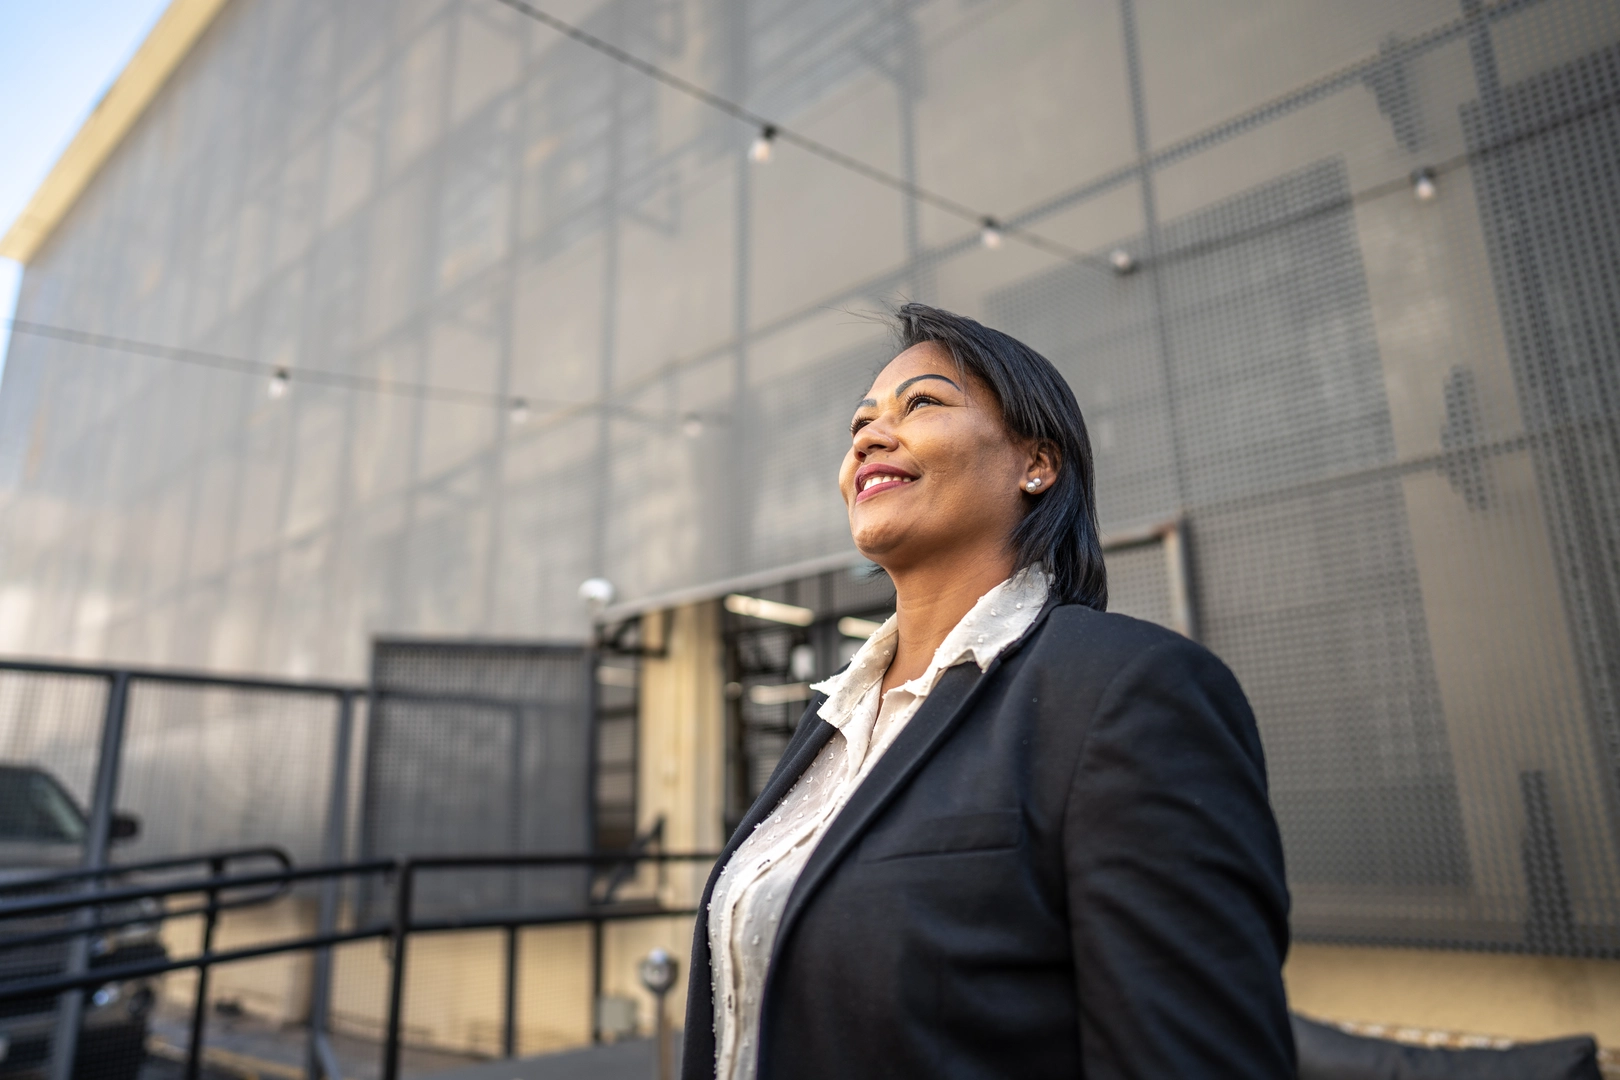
[0,0,171,382]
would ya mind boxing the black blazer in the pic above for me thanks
[682,602,1294,1079]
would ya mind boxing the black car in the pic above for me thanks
[0,765,162,1080]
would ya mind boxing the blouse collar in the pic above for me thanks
[809,566,1050,730]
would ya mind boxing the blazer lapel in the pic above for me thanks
[682,696,835,1079]
[770,599,1058,958]
[694,692,836,940]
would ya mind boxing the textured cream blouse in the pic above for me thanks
[705,568,1049,1080]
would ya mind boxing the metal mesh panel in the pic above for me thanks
[0,0,1618,959]
[0,673,107,809]
[117,682,341,865]
[362,641,593,919]
[1102,542,1177,632]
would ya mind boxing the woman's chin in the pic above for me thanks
[849,518,915,564]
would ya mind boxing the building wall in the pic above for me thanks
[2,0,1619,1005]
[1,0,1605,677]
[1286,944,1620,1049]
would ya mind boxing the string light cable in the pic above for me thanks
[486,0,1110,271]
[0,318,719,433]
[3,2,1599,431]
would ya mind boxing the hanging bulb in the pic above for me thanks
[1109,248,1136,274]
[1411,167,1437,202]
[681,414,704,438]
[267,369,289,399]
[980,217,1004,249]
[509,398,530,425]
[749,125,776,164]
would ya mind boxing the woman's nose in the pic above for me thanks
[853,422,896,457]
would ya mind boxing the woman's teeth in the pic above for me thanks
[860,475,914,492]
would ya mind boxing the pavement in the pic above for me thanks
[428,1036,678,1080]
[146,1004,678,1080]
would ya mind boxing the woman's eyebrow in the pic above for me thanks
[856,397,877,409]
[893,373,960,396]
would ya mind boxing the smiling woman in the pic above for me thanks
[683,304,1294,1080]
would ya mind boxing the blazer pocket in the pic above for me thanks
[860,809,1023,862]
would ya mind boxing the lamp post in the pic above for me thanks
[638,948,678,1080]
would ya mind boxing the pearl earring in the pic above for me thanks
[1026,478,1042,490]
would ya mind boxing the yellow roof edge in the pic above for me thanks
[0,0,232,264]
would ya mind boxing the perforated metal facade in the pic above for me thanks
[362,639,593,918]
[0,0,1617,953]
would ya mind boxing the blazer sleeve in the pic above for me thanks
[1063,635,1295,1079]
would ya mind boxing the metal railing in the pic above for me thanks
[0,850,717,1080]
[0,652,655,1078]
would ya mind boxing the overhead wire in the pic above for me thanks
[4,321,533,409]
[4,0,1581,425]
[4,80,1567,427]
[486,0,1111,271]
[0,319,710,430]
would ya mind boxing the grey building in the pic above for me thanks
[2,0,1620,1048]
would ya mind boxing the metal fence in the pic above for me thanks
[0,653,655,1080]
[0,848,708,1080]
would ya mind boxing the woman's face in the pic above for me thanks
[839,343,1048,573]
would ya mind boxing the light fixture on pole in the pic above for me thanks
[578,577,616,609]
[509,397,530,425]
[1109,248,1136,275]
[639,949,679,1080]
[749,125,777,164]
[267,368,289,399]
[980,217,1004,249]
[681,413,704,438]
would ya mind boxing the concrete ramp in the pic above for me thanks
[430,1037,680,1080]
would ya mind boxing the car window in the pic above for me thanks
[0,771,87,844]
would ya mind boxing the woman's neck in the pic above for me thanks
[881,546,1016,695]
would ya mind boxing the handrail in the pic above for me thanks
[378,852,718,1080]
[0,850,719,1001]
[0,847,295,954]
[0,845,293,895]
[597,815,665,904]
[0,848,721,1080]
[0,656,363,695]
[0,859,395,921]
[0,923,392,1000]
[0,850,719,921]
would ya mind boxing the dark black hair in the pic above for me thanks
[889,302,1107,610]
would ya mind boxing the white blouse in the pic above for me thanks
[706,567,1050,1080]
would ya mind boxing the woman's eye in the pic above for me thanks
[906,394,939,412]
[850,417,871,436]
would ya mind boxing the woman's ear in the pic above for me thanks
[1022,439,1060,492]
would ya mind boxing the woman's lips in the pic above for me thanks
[854,474,916,503]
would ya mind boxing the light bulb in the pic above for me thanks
[509,398,530,425]
[1412,167,1438,201]
[578,577,615,607]
[1109,249,1136,274]
[1411,167,1437,202]
[268,369,289,399]
[749,126,776,164]
[980,218,1003,249]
